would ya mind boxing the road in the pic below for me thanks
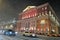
[0,34,60,40]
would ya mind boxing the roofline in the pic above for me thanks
[19,3,49,15]
[48,5,59,22]
[37,2,49,8]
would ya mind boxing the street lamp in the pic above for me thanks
[9,24,13,29]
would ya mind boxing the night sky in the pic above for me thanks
[0,0,60,24]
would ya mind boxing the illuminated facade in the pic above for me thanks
[16,3,60,35]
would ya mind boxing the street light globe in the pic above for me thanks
[10,24,13,28]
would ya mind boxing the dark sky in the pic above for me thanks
[0,0,60,24]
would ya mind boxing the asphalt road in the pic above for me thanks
[0,34,60,40]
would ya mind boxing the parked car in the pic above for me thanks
[22,31,36,37]
[4,29,18,36]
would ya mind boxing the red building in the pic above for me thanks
[16,3,60,36]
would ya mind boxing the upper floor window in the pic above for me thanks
[42,8,44,10]
[29,15,30,18]
[33,14,34,17]
[49,11,52,16]
[45,11,48,16]
[42,12,45,16]
[35,13,37,16]
[45,7,47,10]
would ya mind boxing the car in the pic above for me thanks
[4,29,18,36]
[22,32,32,36]
[22,32,37,37]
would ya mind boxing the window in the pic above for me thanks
[33,14,34,17]
[41,28,43,31]
[25,28,28,31]
[23,27,25,30]
[45,11,47,14]
[29,15,30,18]
[29,27,33,30]
[10,25,13,28]
[49,11,51,16]
[37,28,39,31]
[38,16,39,18]
[42,8,44,10]
[5,25,8,29]
[34,27,36,30]
[40,20,45,25]
[35,13,37,16]
[21,27,24,30]
[42,12,45,16]
[45,7,47,10]
[46,27,49,32]
[39,13,41,16]
[51,29,55,34]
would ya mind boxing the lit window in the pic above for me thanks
[40,20,45,24]
[52,29,55,32]
[41,28,42,31]
[26,16,28,18]
[51,14,53,17]
[29,15,30,17]
[29,27,33,30]
[37,29,39,31]
[49,11,51,14]
[47,28,49,31]
[53,16,55,21]
[45,7,47,10]
[20,27,25,30]
[38,16,39,18]
[35,13,37,16]
[45,11,48,16]
[25,28,29,31]
[33,14,34,17]
[21,27,23,30]
[46,27,49,32]
[31,27,33,30]
[34,27,36,30]
[39,13,41,16]
[56,20,59,26]
[42,8,44,10]
[42,12,45,16]
[10,25,13,28]
[49,11,51,16]
[23,27,25,30]
[5,26,8,28]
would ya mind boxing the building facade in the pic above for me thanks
[16,3,60,35]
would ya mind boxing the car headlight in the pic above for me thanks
[10,32,12,34]
[32,34,35,37]
[15,32,18,34]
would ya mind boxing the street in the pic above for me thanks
[0,34,60,40]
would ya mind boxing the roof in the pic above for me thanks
[23,6,36,12]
